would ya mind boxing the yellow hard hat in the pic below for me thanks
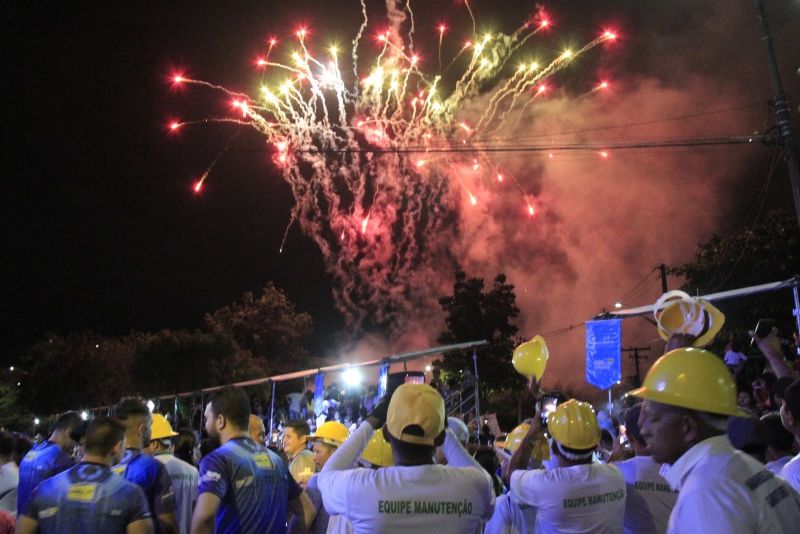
[504,423,550,461]
[654,291,725,347]
[547,399,600,450]
[512,335,549,379]
[360,430,394,467]
[630,347,747,417]
[310,421,350,448]
[503,423,530,453]
[150,413,178,441]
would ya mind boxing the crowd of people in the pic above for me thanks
[0,326,799,533]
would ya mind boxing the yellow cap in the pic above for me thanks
[630,347,747,417]
[386,384,445,446]
[360,430,394,467]
[150,413,178,441]
[654,291,725,347]
[547,399,600,450]
[310,421,350,448]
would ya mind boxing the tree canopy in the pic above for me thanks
[669,209,800,352]
[437,271,525,402]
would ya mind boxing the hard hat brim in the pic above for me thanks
[628,386,749,418]
[151,430,179,440]
[656,300,725,347]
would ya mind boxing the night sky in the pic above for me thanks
[5,1,800,374]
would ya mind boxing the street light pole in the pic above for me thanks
[755,0,800,230]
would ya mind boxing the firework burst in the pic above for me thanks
[170,2,618,331]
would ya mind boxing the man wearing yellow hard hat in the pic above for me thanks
[631,344,800,532]
[317,383,495,533]
[289,421,350,534]
[145,413,198,534]
[503,382,626,533]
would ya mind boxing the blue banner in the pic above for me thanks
[313,373,325,415]
[585,319,622,389]
[377,363,390,399]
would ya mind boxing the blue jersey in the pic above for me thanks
[113,448,177,531]
[25,462,152,534]
[17,440,74,516]
[197,436,301,534]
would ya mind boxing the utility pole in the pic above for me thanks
[659,264,668,294]
[622,346,650,387]
[755,0,800,230]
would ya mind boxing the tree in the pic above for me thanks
[669,209,800,355]
[130,329,266,398]
[18,332,135,415]
[204,283,317,373]
[437,271,526,425]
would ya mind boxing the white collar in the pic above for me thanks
[660,435,732,491]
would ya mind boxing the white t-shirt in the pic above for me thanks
[509,462,626,534]
[723,351,747,366]
[484,493,536,534]
[154,453,198,534]
[778,452,800,493]
[0,462,18,517]
[318,422,495,534]
[614,455,676,534]
[766,455,793,475]
[662,435,800,534]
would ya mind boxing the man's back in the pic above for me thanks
[154,453,198,534]
[509,463,626,534]
[17,441,73,516]
[25,462,151,533]
[319,463,495,534]
[197,437,296,534]
[666,436,800,534]
[614,456,676,534]
[113,448,177,531]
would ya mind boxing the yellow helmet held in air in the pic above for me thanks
[311,422,350,448]
[512,335,549,379]
[360,430,394,467]
[653,290,725,347]
[150,413,178,441]
[547,399,601,450]
[504,423,550,461]
[630,347,747,417]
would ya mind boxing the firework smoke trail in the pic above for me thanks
[172,4,616,332]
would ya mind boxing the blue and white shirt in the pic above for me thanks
[17,440,74,517]
[197,436,301,534]
[25,462,152,533]
[113,448,177,532]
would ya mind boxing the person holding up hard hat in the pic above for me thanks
[503,379,626,534]
[632,344,800,533]
[318,383,495,533]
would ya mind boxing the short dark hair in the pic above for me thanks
[208,386,250,430]
[286,419,310,438]
[623,403,646,445]
[53,412,83,432]
[782,379,800,420]
[761,413,794,452]
[84,417,126,456]
[114,398,150,420]
[0,432,14,457]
